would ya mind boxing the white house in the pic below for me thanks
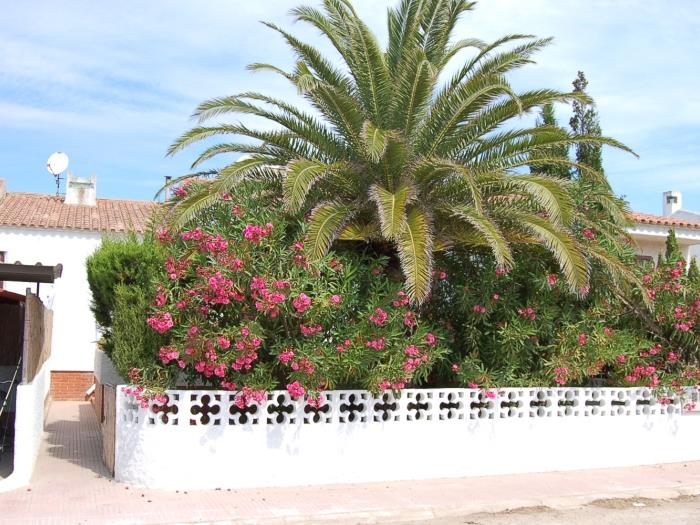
[628,190,700,264]
[0,176,155,400]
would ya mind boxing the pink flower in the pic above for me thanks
[472,304,486,314]
[147,312,174,334]
[484,390,496,399]
[154,286,167,307]
[451,364,461,372]
[287,381,306,399]
[468,382,479,389]
[615,354,626,364]
[217,336,231,349]
[425,333,437,346]
[329,294,342,306]
[578,333,588,346]
[495,267,509,277]
[582,228,596,240]
[492,293,500,301]
[403,311,417,327]
[668,352,679,363]
[306,394,325,408]
[243,223,273,243]
[369,307,389,326]
[300,323,323,336]
[547,274,558,287]
[278,349,295,364]
[392,291,410,308]
[366,338,385,350]
[378,380,391,392]
[336,339,352,353]
[231,205,242,217]
[603,327,613,337]
[187,325,199,337]
[642,274,653,285]
[404,345,420,356]
[292,293,312,314]
[240,326,250,337]
[517,307,536,321]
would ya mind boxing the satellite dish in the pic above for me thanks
[47,152,69,176]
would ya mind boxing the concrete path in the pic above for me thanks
[0,401,700,524]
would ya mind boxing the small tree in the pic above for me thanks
[570,71,603,177]
[530,103,572,179]
[688,257,700,286]
[665,229,683,262]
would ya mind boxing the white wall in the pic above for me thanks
[0,360,50,492]
[115,387,700,491]
[0,227,104,371]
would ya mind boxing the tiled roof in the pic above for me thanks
[0,192,157,233]
[629,211,700,230]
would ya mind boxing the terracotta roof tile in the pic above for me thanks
[0,192,157,233]
[629,211,700,230]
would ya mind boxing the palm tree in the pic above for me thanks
[166,0,634,303]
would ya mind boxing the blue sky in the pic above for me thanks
[1,0,699,214]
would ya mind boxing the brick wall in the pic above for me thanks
[50,371,94,401]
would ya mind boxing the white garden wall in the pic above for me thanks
[115,386,700,491]
[0,361,50,492]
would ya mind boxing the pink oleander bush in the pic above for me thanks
[136,180,447,406]
[429,232,700,397]
[90,185,700,408]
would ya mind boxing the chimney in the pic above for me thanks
[163,175,172,202]
[0,178,6,202]
[65,173,97,206]
[662,190,682,216]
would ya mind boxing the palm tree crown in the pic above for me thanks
[167,0,634,303]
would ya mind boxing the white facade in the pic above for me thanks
[627,222,700,263]
[0,226,105,372]
[115,386,700,491]
[628,190,700,263]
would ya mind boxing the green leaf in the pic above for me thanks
[361,121,390,162]
[450,205,513,268]
[305,201,354,260]
[396,207,433,304]
[369,183,415,240]
[284,159,339,213]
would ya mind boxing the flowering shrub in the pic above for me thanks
[140,181,447,404]
[430,232,700,395]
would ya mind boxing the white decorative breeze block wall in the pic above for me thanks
[115,387,700,491]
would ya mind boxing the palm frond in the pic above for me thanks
[369,183,415,240]
[305,201,354,260]
[449,205,513,268]
[396,206,433,304]
[284,159,343,213]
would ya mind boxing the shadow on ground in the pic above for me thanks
[44,402,110,479]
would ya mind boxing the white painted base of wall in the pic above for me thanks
[114,387,700,491]
[0,362,50,492]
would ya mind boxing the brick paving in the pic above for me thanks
[0,401,700,524]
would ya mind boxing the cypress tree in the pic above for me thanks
[665,229,683,262]
[530,103,572,179]
[688,257,700,286]
[570,71,603,177]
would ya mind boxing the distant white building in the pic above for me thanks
[0,176,155,399]
[628,190,700,264]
